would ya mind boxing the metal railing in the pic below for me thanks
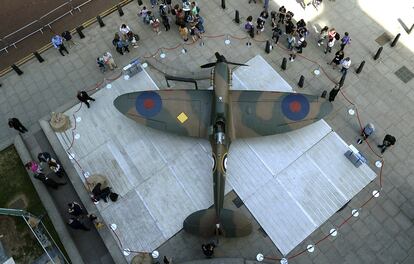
[0,0,95,54]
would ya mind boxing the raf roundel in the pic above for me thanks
[135,91,162,118]
[281,94,310,121]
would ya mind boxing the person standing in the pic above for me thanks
[272,23,282,44]
[287,32,296,51]
[68,202,84,217]
[340,57,351,76]
[34,173,66,189]
[328,50,344,68]
[103,52,117,70]
[8,118,28,133]
[67,217,90,231]
[317,26,329,46]
[38,152,52,163]
[357,123,375,144]
[340,32,351,51]
[48,158,64,178]
[328,85,340,102]
[61,30,75,48]
[179,25,189,41]
[378,134,396,154]
[51,35,69,56]
[161,12,171,31]
[77,91,95,108]
[278,6,286,24]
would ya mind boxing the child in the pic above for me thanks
[179,25,189,41]
[150,18,161,34]
[317,26,329,46]
[25,161,42,174]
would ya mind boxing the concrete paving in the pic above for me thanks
[0,0,414,263]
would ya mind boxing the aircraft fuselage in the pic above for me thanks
[210,62,231,222]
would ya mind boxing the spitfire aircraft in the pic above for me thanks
[114,52,333,238]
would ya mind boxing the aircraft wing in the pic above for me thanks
[114,90,213,138]
[230,90,333,138]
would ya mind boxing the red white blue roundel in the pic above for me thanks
[136,91,162,118]
[281,94,310,121]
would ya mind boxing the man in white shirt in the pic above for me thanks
[340,57,351,76]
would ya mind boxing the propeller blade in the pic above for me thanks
[200,62,217,68]
[227,62,248,67]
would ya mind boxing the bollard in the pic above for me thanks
[265,40,271,53]
[234,10,240,24]
[33,52,44,63]
[373,46,383,60]
[97,15,105,27]
[221,0,225,9]
[281,58,287,70]
[328,87,340,102]
[390,33,401,47]
[117,5,124,16]
[76,26,85,39]
[137,0,143,6]
[339,73,346,88]
[356,61,365,74]
[11,64,23,75]
[298,75,305,88]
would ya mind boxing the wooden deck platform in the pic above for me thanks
[54,56,376,260]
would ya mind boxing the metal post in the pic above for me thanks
[390,33,401,47]
[11,64,23,75]
[117,5,124,16]
[234,10,240,24]
[76,26,85,38]
[373,46,383,60]
[221,0,225,9]
[339,73,346,88]
[298,75,305,88]
[328,87,340,102]
[265,40,271,53]
[33,52,45,63]
[356,61,365,74]
[281,58,287,70]
[97,15,105,27]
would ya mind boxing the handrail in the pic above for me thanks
[0,0,133,78]
[39,2,71,20]
[0,0,93,51]
[3,20,39,39]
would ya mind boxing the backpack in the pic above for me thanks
[301,40,307,48]
[335,32,340,40]
[171,8,176,15]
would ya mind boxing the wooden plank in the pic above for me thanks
[244,178,317,256]
[100,189,164,257]
[137,165,197,239]
[232,55,293,92]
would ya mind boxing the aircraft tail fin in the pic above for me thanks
[183,208,252,237]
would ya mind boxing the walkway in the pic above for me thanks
[0,0,413,263]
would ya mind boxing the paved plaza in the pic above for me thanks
[1,0,414,263]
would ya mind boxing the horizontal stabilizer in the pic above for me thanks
[183,208,252,237]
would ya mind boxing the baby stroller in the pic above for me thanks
[97,57,106,73]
